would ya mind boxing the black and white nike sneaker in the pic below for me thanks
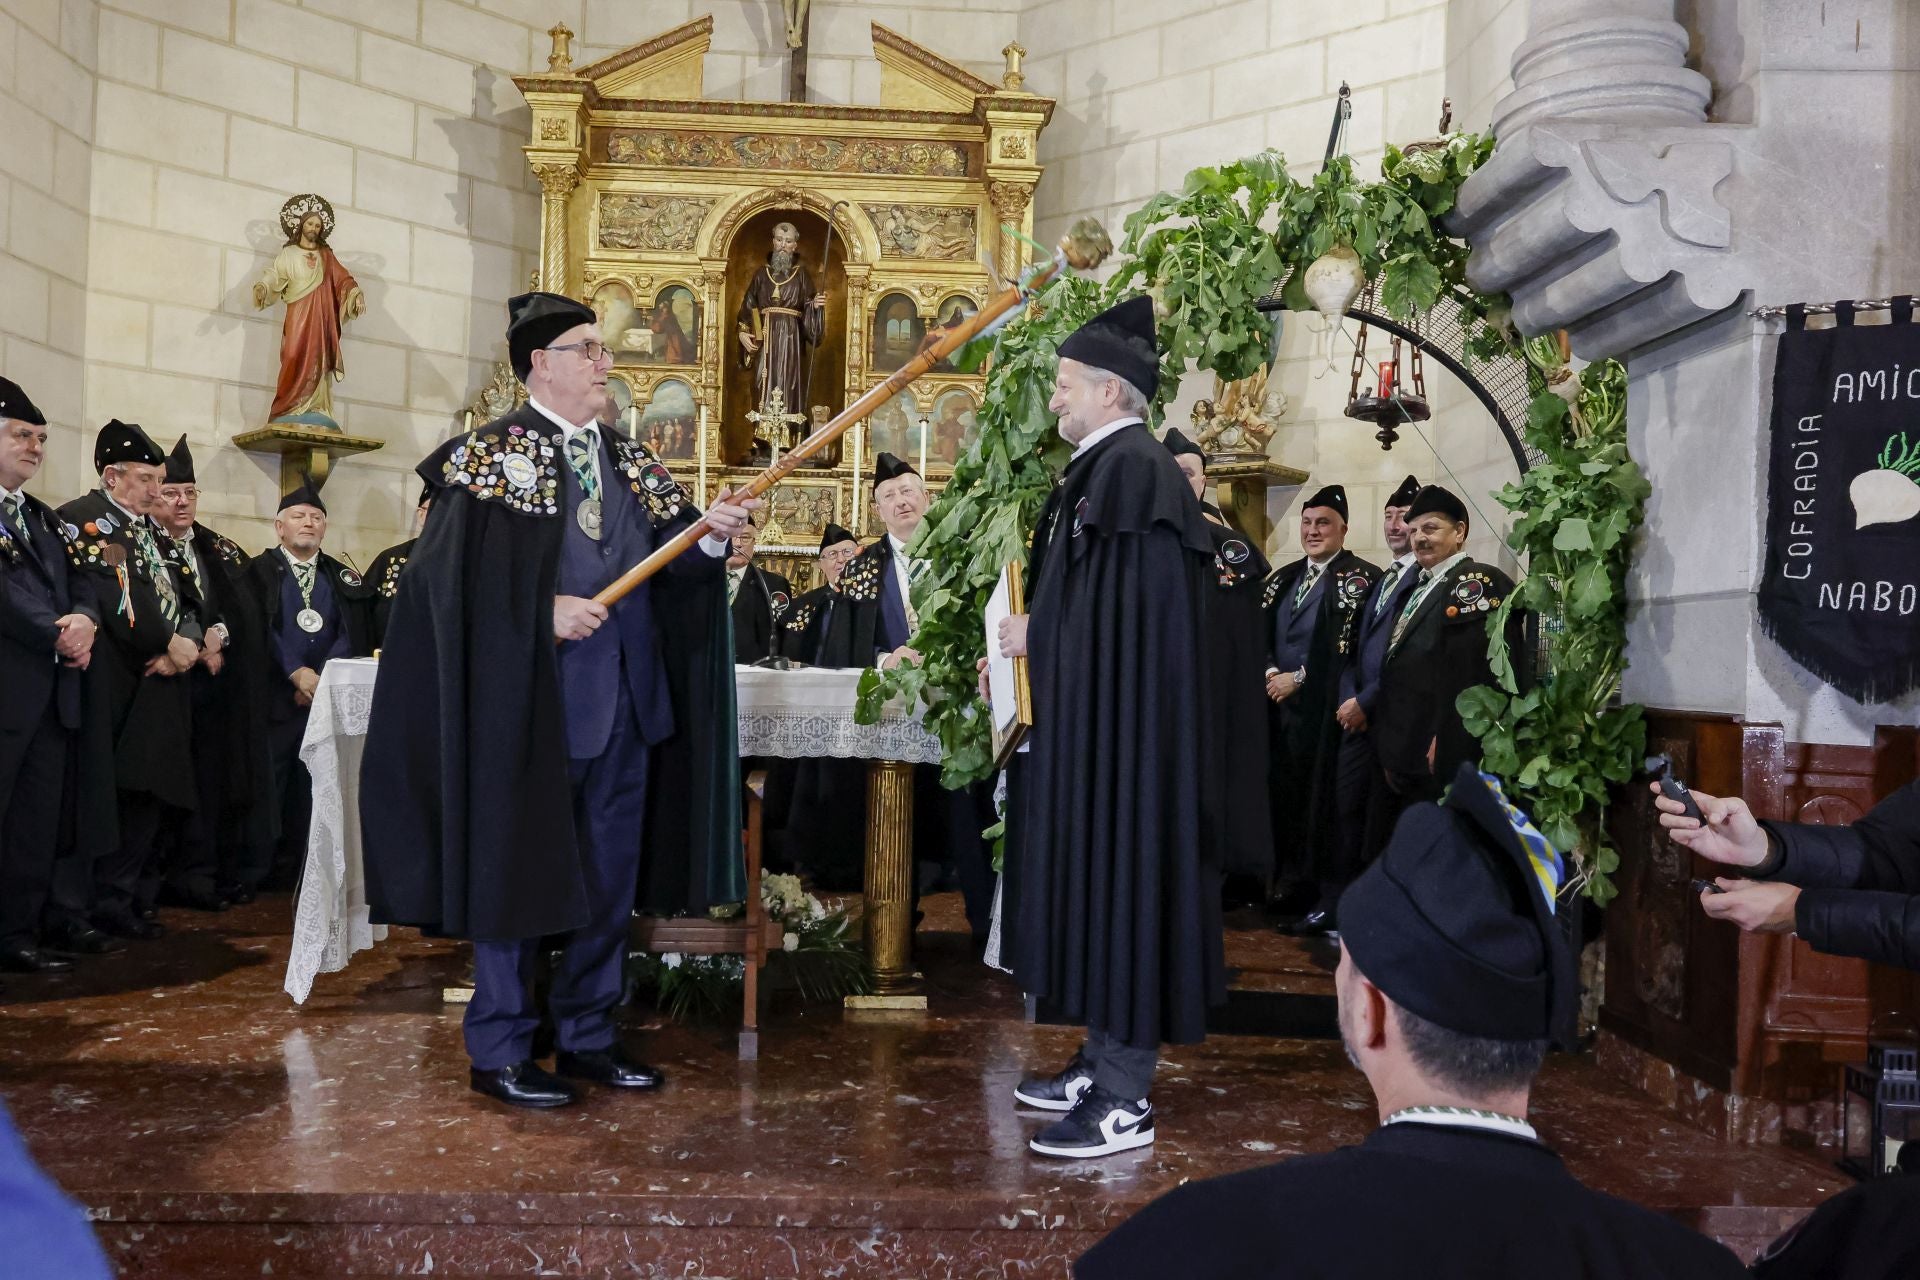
[1027,1086,1155,1159]
[1013,1051,1095,1111]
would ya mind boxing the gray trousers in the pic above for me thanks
[1084,1029,1157,1100]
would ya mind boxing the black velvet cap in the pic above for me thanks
[164,435,195,485]
[1303,483,1348,523]
[1160,427,1204,461]
[507,291,597,381]
[873,452,919,487]
[1341,764,1576,1049]
[0,377,44,426]
[819,521,857,551]
[278,477,327,515]
[1407,484,1468,527]
[1057,294,1159,400]
[93,419,164,472]
[1387,474,1421,508]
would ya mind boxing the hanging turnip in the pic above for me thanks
[1851,432,1920,529]
[1302,244,1364,329]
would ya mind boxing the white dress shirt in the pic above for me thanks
[1070,414,1143,459]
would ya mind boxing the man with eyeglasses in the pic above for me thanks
[0,378,100,975]
[363,292,759,1110]
[153,436,273,911]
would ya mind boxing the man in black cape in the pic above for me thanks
[1333,475,1423,879]
[1373,485,1525,832]
[1264,484,1380,933]
[153,436,275,908]
[366,485,430,648]
[0,377,102,974]
[361,291,754,1110]
[1077,766,1749,1279]
[996,295,1223,1158]
[819,455,995,945]
[242,480,371,887]
[1163,427,1272,893]
[766,522,865,880]
[58,419,204,942]
[724,514,791,664]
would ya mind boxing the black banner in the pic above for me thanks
[1759,299,1920,702]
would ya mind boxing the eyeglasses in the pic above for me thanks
[545,339,610,363]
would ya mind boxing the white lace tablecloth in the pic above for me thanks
[285,657,384,1004]
[735,666,941,764]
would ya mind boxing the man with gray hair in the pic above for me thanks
[736,220,825,454]
[994,295,1224,1158]
[1076,767,1748,1277]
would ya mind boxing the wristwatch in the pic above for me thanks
[1293,666,1307,686]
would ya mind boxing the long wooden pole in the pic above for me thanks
[592,222,1107,609]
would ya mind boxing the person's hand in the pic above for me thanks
[705,486,761,541]
[1425,737,1437,772]
[976,656,991,703]
[294,685,314,709]
[144,654,179,677]
[1699,879,1800,934]
[881,645,921,672]
[1336,697,1367,733]
[1649,782,1771,868]
[810,294,826,308]
[998,614,1029,659]
[202,625,225,657]
[53,613,95,661]
[1266,670,1299,702]
[203,650,225,676]
[64,649,90,672]
[167,632,199,670]
[290,666,320,700]
[554,595,608,643]
[739,332,761,355]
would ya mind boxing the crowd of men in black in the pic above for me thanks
[0,377,421,980]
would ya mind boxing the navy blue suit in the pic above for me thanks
[1268,565,1329,676]
[465,423,721,1070]
[1335,556,1422,872]
[0,491,98,948]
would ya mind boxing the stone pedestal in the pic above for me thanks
[231,425,384,500]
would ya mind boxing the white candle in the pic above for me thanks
[917,414,930,477]
[850,420,864,536]
[697,405,709,506]
[462,409,474,434]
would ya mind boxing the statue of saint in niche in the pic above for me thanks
[251,193,365,429]
[736,221,825,449]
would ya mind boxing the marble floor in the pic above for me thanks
[0,894,1846,1278]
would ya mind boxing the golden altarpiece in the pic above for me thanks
[508,17,1052,588]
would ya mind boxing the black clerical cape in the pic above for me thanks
[173,524,277,850]
[366,537,415,649]
[1264,549,1379,882]
[1077,1122,1750,1280]
[1004,423,1224,1049]
[1200,508,1273,878]
[358,415,741,942]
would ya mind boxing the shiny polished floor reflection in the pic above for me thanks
[0,894,1843,1277]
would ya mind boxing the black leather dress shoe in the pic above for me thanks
[1266,881,1320,920]
[469,1061,579,1109]
[45,924,125,955]
[218,881,257,905]
[555,1046,663,1090]
[1277,909,1339,938]
[0,947,75,974]
[93,911,165,941]
[138,906,159,921]
[158,885,231,913]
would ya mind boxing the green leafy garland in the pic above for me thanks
[1457,348,1649,904]
[855,135,1646,903]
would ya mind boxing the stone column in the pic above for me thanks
[532,162,579,293]
[1493,0,1710,135]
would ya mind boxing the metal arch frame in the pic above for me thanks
[1255,284,1540,475]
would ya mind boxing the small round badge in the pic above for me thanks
[1221,539,1249,565]
[642,465,675,495]
[1072,496,1090,536]
[340,569,361,587]
[500,452,539,491]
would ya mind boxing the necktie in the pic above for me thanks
[566,429,600,501]
[728,568,744,604]
[1390,569,1434,651]
[1373,561,1405,618]
[293,560,316,610]
[903,557,928,632]
[1294,561,1323,607]
[133,521,180,624]
[2,494,27,546]
[173,536,200,591]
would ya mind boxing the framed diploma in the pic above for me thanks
[984,561,1033,768]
